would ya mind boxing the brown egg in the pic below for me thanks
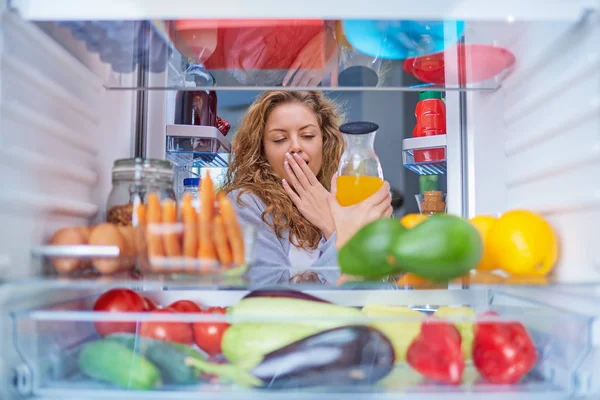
[89,223,125,274]
[49,227,88,273]
[78,226,92,242]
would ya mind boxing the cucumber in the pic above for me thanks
[106,333,205,384]
[78,340,161,390]
[105,333,144,351]
[145,341,199,384]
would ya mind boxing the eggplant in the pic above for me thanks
[242,288,331,304]
[186,325,394,389]
[252,325,395,389]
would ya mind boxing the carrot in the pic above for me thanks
[218,192,245,266]
[213,215,233,267]
[133,201,146,254]
[200,171,215,221]
[161,199,182,257]
[181,193,198,258]
[135,202,146,225]
[198,171,216,261]
[146,192,164,258]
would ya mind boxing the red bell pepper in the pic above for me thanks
[407,317,465,385]
[473,312,537,384]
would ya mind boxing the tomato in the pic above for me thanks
[169,300,202,313]
[193,307,229,356]
[139,308,194,345]
[142,296,158,311]
[93,288,146,337]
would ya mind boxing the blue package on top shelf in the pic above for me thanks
[56,20,172,74]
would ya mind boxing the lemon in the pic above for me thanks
[400,213,428,229]
[469,215,499,271]
[487,210,558,276]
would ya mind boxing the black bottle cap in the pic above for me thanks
[339,121,379,135]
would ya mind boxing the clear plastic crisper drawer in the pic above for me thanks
[8,285,598,399]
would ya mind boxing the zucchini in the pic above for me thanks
[229,297,362,328]
[222,323,324,368]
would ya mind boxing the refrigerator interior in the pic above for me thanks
[1,1,599,399]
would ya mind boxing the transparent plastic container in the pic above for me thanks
[137,222,256,275]
[9,285,597,399]
[32,239,137,277]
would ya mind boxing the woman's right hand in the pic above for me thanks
[328,175,393,249]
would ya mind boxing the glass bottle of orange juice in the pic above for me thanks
[336,121,384,206]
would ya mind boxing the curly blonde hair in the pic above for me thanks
[223,91,345,250]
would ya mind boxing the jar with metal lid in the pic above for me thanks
[106,158,176,226]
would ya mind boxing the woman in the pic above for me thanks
[223,91,392,285]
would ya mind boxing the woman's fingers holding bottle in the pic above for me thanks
[373,183,394,218]
[364,181,391,207]
[383,205,393,218]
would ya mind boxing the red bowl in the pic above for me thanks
[403,44,515,85]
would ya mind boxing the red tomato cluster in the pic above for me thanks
[92,288,229,356]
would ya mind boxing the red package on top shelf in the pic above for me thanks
[169,19,330,71]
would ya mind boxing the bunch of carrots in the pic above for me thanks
[135,173,245,270]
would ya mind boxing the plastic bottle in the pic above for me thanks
[413,91,446,163]
[183,178,201,209]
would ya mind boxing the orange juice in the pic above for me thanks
[336,176,384,206]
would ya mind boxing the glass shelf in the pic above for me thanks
[5,270,600,292]
[402,135,447,175]
[38,18,525,91]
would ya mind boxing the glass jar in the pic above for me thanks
[106,158,176,226]
[417,190,447,215]
[336,121,384,206]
